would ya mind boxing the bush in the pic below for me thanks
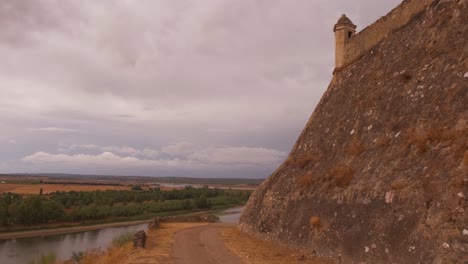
[348,138,365,156]
[297,172,314,189]
[195,195,211,209]
[112,232,134,247]
[131,185,142,191]
[328,165,354,187]
[288,153,321,168]
[29,253,56,264]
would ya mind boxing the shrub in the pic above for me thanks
[309,216,320,229]
[297,172,314,189]
[375,136,391,147]
[390,180,407,190]
[328,165,354,187]
[405,126,467,154]
[29,253,56,264]
[131,185,142,191]
[72,244,132,264]
[195,195,211,209]
[289,153,321,168]
[71,252,85,263]
[348,138,365,156]
[112,232,134,247]
[405,127,433,153]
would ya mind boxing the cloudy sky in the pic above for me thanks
[0,0,400,178]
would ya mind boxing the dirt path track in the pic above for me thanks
[172,223,243,264]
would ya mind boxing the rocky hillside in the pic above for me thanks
[240,0,467,263]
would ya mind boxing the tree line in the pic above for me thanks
[0,187,251,226]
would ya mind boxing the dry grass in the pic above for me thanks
[309,216,320,229]
[348,138,365,156]
[297,172,314,189]
[0,184,18,193]
[122,222,207,264]
[222,228,331,264]
[75,244,133,264]
[405,126,467,153]
[354,94,377,110]
[390,179,408,190]
[288,153,321,168]
[375,136,391,147]
[61,222,207,264]
[0,183,129,194]
[327,165,354,187]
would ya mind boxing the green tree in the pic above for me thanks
[10,197,42,226]
[195,195,211,209]
[40,200,65,222]
[131,185,142,191]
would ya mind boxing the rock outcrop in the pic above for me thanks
[240,0,467,263]
[133,230,147,249]
[148,218,161,230]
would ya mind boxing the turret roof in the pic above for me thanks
[334,14,356,31]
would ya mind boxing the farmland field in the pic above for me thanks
[0,183,130,194]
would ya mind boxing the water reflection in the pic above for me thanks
[0,223,148,264]
[218,206,244,224]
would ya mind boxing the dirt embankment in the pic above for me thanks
[125,223,330,264]
[63,221,330,264]
[222,227,331,264]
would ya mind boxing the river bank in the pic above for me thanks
[0,205,243,240]
[0,219,152,240]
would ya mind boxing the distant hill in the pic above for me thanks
[0,173,263,186]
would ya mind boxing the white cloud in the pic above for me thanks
[102,146,141,155]
[161,142,195,156]
[67,144,159,157]
[22,143,286,171]
[22,151,179,168]
[102,146,160,157]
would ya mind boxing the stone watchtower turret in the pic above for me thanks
[334,14,357,68]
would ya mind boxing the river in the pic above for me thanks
[217,206,244,224]
[0,207,244,264]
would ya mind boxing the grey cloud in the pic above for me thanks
[0,0,401,177]
[29,127,78,133]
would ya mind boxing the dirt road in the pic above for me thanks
[172,223,243,264]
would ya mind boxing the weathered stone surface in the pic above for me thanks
[148,218,160,230]
[240,0,467,263]
[133,230,147,249]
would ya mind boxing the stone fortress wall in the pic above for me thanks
[241,0,467,262]
[339,0,437,70]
